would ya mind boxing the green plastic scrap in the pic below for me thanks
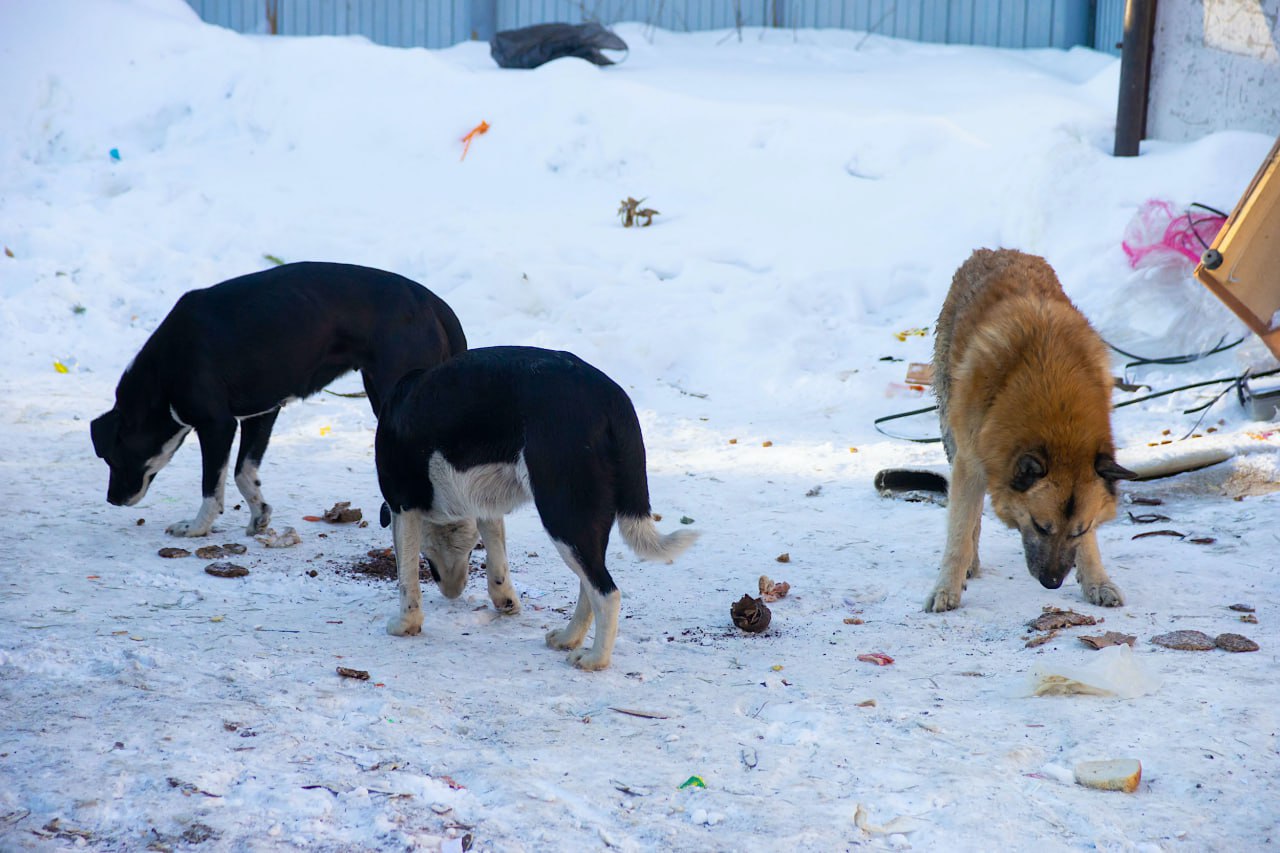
[678,775,705,790]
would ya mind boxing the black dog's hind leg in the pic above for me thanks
[166,417,237,538]
[536,478,620,670]
[234,409,280,535]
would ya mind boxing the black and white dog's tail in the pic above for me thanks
[610,400,699,563]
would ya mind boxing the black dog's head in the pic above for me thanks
[91,404,189,506]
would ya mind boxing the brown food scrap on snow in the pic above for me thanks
[1228,603,1256,612]
[1025,630,1059,648]
[775,553,790,563]
[1214,633,1260,652]
[1150,630,1216,651]
[195,545,229,560]
[1078,631,1137,650]
[322,502,363,524]
[758,575,791,602]
[337,666,371,680]
[856,652,894,666]
[730,594,771,633]
[158,547,191,559]
[1027,607,1097,632]
[205,562,249,578]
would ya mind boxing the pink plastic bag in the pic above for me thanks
[1121,200,1226,269]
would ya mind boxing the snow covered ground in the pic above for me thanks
[2,1,1278,850]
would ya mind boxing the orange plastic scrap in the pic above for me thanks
[460,120,490,160]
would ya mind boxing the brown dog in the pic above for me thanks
[924,249,1135,612]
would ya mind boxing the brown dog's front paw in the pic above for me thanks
[924,586,963,613]
[1082,581,1124,608]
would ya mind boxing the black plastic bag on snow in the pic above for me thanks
[489,22,628,70]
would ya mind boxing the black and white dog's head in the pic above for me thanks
[91,403,190,507]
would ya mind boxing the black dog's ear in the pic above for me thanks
[1096,454,1138,483]
[90,410,120,459]
[1011,452,1047,492]
[379,502,391,528]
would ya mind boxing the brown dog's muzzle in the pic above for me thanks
[1020,528,1078,589]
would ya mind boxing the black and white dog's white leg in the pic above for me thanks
[234,409,279,535]
[166,418,236,537]
[547,541,620,671]
[387,509,426,636]
[477,517,520,614]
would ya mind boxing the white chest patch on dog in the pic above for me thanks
[426,451,532,522]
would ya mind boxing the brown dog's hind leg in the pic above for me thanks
[1076,530,1124,607]
[925,453,985,612]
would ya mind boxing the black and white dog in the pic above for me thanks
[91,262,466,537]
[375,346,698,671]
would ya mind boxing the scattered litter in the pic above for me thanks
[158,547,191,559]
[1128,512,1171,524]
[1078,632,1136,650]
[873,467,949,504]
[1129,495,1164,506]
[337,666,370,681]
[609,707,669,720]
[758,575,790,602]
[730,594,771,633]
[460,120,490,160]
[1074,758,1142,793]
[854,803,922,835]
[1240,613,1259,624]
[678,775,705,789]
[612,781,652,797]
[904,362,934,385]
[53,360,70,374]
[893,327,928,342]
[844,617,865,625]
[204,562,248,578]
[1214,633,1259,652]
[1132,529,1185,540]
[1122,199,1225,268]
[1027,607,1097,632]
[1150,630,1216,651]
[775,553,790,563]
[438,775,465,790]
[805,485,822,497]
[761,440,773,447]
[255,527,301,548]
[1030,644,1161,698]
[617,196,659,227]
[857,652,894,666]
[856,699,876,708]
[36,818,94,841]
[1025,630,1059,648]
[679,516,695,525]
[318,501,363,524]
[167,777,221,798]
[1227,603,1255,613]
[202,542,248,556]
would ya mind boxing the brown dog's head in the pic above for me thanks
[989,446,1136,590]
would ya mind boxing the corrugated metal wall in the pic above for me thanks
[185,1,1122,53]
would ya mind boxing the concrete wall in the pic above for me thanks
[1148,0,1280,142]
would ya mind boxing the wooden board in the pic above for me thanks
[1194,136,1280,360]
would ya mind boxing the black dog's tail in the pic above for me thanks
[609,392,698,562]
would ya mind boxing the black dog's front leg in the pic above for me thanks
[234,409,280,535]
[166,418,237,537]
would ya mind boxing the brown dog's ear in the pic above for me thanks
[1011,452,1047,492]
[1096,454,1137,483]
[90,409,120,459]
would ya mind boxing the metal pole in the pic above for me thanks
[1114,0,1158,157]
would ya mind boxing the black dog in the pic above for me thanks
[376,346,698,671]
[91,262,465,537]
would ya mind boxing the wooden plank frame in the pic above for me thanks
[1194,136,1280,360]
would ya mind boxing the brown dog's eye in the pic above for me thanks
[1032,519,1052,536]
[1068,526,1090,539]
